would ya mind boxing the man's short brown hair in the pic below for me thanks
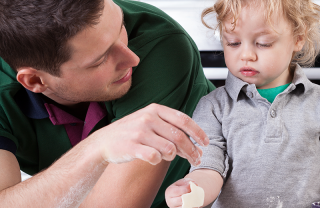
[0,0,104,76]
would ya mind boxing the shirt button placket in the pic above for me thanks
[270,109,277,118]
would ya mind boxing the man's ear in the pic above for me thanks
[16,68,48,93]
[294,34,305,52]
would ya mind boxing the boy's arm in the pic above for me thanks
[186,169,223,206]
[167,90,226,207]
[165,169,223,207]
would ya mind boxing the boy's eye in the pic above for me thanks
[257,43,272,48]
[227,42,241,47]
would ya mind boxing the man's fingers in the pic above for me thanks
[100,104,207,166]
[151,115,201,166]
[132,144,162,165]
[139,134,177,162]
[151,104,209,147]
[196,146,203,158]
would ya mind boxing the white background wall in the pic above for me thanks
[138,0,222,51]
[140,0,320,51]
[139,0,320,80]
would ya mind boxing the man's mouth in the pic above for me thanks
[240,66,259,76]
[113,68,132,84]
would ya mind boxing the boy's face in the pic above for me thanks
[222,5,302,89]
[41,0,140,104]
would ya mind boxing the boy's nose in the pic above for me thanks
[240,45,257,62]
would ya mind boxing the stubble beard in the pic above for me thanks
[54,79,132,103]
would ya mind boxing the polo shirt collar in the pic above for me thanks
[14,88,49,119]
[291,64,313,93]
[225,64,312,102]
[225,72,250,101]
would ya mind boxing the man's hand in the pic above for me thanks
[92,103,209,166]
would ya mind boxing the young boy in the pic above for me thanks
[165,0,320,207]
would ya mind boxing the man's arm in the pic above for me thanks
[81,160,171,207]
[0,150,21,190]
[0,134,107,207]
[0,104,208,207]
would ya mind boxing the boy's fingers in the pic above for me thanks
[165,180,191,207]
[167,197,183,208]
[170,186,190,197]
[168,179,192,196]
[174,178,193,186]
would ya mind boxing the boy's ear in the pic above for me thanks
[294,35,305,52]
[16,67,48,93]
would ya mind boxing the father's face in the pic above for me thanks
[43,0,140,103]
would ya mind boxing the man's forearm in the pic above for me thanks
[0,138,107,207]
[80,159,170,208]
[0,104,209,207]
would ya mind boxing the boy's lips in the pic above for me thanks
[113,68,132,84]
[240,66,259,76]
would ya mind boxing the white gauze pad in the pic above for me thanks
[181,181,205,208]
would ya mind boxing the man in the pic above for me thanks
[0,0,215,207]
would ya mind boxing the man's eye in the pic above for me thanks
[96,58,105,66]
[92,55,108,68]
[257,43,272,48]
[227,42,241,47]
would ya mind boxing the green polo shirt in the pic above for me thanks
[0,0,215,207]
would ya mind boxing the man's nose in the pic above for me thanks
[240,44,257,62]
[118,42,140,69]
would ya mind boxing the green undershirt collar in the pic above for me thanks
[257,83,291,103]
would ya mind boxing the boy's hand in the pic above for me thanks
[165,178,195,208]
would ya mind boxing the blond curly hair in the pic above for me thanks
[202,0,320,67]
